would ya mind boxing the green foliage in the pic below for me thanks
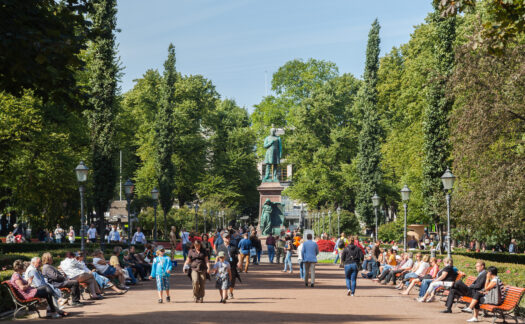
[356,19,383,227]
[86,0,120,241]
[0,0,90,104]
[421,8,456,225]
[378,218,403,243]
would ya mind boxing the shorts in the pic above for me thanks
[156,276,170,291]
[103,266,117,276]
[215,277,230,290]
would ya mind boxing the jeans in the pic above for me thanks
[276,247,284,264]
[371,261,379,278]
[55,238,62,244]
[402,272,419,286]
[299,261,305,279]
[257,250,262,264]
[419,278,433,297]
[183,244,189,261]
[283,251,292,272]
[362,258,369,269]
[345,263,358,294]
[93,272,111,289]
[334,254,340,264]
[267,245,275,263]
[126,267,137,284]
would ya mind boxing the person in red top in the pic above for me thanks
[10,259,61,318]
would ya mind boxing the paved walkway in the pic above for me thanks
[29,262,491,323]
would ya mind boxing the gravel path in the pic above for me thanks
[27,262,494,323]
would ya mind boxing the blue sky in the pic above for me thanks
[116,0,433,113]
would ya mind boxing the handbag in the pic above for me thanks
[250,247,257,257]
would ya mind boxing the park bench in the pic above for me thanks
[433,271,465,296]
[1,280,45,319]
[479,286,525,324]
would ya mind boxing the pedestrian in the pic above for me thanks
[216,232,240,299]
[252,233,262,265]
[169,226,178,259]
[149,246,172,303]
[237,232,252,273]
[301,233,319,287]
[108,225,120,243]
[266,233,276,263]
[283,236,293,273]
[249,232,259,265]
[68,226,75,244]
[334,233,348,265]
[181,228,190,261]
[54,224,64,244]
[131,227,147,245]
[212,251,232,303]
[297,239,305,279]
[275,233,285,264]
[184,240,211,303]
[201,233,213,257]
[341,236,364,296]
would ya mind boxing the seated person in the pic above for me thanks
[461,266,502,322]
[11,259,61,318]
[111,246,137,284]
[129,245,152,275]
[75,251,126,294]
[92,250,128,290]
[417,257,457,302]
[396,254,429,290]
[442,261,487,314]
[60,252,102,300]
[41,253,81,307]
[382,252,414,285]
[123,248,148,281]
[402,257,439,295]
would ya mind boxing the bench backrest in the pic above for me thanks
[497,286,525,311]
[455,271,465,281]
[1,280,32,303]
[464,276,476,286]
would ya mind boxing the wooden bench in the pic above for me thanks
[434,271,466,295]
[1,280,44,319]
[443,275,476,297]
[479,286,525,324]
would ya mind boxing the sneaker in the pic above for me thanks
[46,313,62,319]
[219,298,223,303]
[461,307,473,313]
[466,318,479,322]
[166,296,170,303]
[229,293,234,299]
[199,298,204,303]
[351,293,354,296]
[70,301,83,307]
[347,290,351,296]
[426,296,435,303]
[417,297,425,302]
[310,284,314,288]
[440,309,452,314]
[158,299,163,303]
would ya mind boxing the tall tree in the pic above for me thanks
[355,19,383,228]
[155,44,177,237]
[421,3,456,245]
[86,0,119,248]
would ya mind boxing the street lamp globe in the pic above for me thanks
[75,161,89,182]
[151,187,159,200]
[441,167,456,191]
[371,192,380,207]
[194,202,199,213]
[401,185,411,202]
[124,179,134,196]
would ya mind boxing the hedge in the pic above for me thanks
[0,242,144,254]
[413,250,525,265]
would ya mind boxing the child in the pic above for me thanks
[212,251,232,303]
[149,246,172,303]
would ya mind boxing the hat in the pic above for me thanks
[155,246,165,252]
[218,251,225,258]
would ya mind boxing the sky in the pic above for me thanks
[116,0,433,113]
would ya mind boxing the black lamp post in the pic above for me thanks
[203,208,207,234]
[336,206,341,236]
[328,210,332,237]
[194,202,199,233]
[372,193,380,242]
[75,161,89,254]
[151,187,159,241]
[400,185,411,252]
[124,179,134,247]
[441,167,456,259]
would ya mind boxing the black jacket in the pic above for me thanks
[341,245,364,265]
[470,270,487,291]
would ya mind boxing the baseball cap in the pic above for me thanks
[218,251,225,258]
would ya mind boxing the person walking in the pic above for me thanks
[216,232,240,299]
[301,233,319,287]
[169,226,178,259]
[283,236,293,273]
[237,233,252,273]
[212,251,232,303]
[341,236,364,296]
[266,234,276,263]
[54,225,64,244]
[297,239,305,279]
[108,225,120,243]
[149,247,172,303]
[275,234,285,264]
[334,233,348,264]
[181,228,190,261]
[87,224,97,243]
[131,227,147,245]
[184,240,211,303]
[67,226,75,244]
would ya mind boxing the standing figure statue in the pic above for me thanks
[260,199,285,236]
[263,128,282,182]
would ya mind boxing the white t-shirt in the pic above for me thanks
[93,257,109,274]
[415,261,430,276]
[54,228,64,239]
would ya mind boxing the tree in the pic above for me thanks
[421,5,456,248]
[155,44,177,237]
[355,19,383,228]
[86,0,120,248]
[0,0,90,104]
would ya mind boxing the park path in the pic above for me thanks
[28,262,491,323]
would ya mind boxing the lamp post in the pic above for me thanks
[371,193,380,242]
[194,202,199,233]
[400,185,411,252]
[441,167,456,259]
[151,188,159,241]
[75,161,89,254]
[328,210,332,237]
[124,179,134,247]
[203,208,207,234]
[336,206,341,236]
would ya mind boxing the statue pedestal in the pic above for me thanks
[257,182,284,236]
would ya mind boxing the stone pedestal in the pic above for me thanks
[257,182,284,235]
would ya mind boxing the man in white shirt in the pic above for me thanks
[54,224,64,243]
[181,228,190,261]
[108,225,120,243]
[60,252,101,299]
[131,227,147,245]
[87,224,97,243]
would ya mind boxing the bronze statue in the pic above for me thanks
[263,128,282,182]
